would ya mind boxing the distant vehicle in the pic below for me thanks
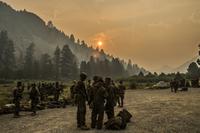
[152,81,170,89]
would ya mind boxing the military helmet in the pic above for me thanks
[105,77,111,82]
[17,81,22,87]
[93,76,99,82]
[32,83,36,87]
[80,72,87,79]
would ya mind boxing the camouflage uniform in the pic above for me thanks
[86,80,92,105]
[30,84,40,115]
[118,81,126,107]
[70,81,76,105]
[174,80,179,93]
[170,81,174,92]
[13,82,24,117]
[105,78,116,120]
[54,82,61,101]
[75,73,89,130]
[90,78,108,129]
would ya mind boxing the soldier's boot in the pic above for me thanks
[91,112,97,129]
[13,114,20,118]
[31,111,36,116]
[97,112,104,130]
[77,113,81,128]
[80,125,90,130]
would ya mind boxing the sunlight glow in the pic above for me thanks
[98,41,103,47]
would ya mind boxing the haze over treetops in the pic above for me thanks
[1,0,200,72]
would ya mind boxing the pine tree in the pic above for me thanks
[187,62,200,79]
[53,46,61,80]
[24,43,35,79]
[60,44,78,79]
[40,53,53,79]
[127,59,133,76]
[70,34,75,43]
[0,31,16,79]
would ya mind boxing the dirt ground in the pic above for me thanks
[0,88,200,133]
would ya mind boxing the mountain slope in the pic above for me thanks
[0,1,105,62]
[0,1,147,75]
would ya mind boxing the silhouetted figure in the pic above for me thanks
[90,77,108,129]
[174,80,179,93]
[75,72,89,130]
[70,80,77,106]
[118,81,126,107]
[13,82,24,118]
[105,77,116,120]
[30,83,40,116]
[54,82,61,101]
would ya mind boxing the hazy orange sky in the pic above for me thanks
[2,0,200,71]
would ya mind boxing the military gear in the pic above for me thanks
[105,109,132,130]
[104,116,126,130]
[117,109,132,122]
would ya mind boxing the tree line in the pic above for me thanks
[80,56,127,79]
[0,31,78,80]
[0,30,139,80]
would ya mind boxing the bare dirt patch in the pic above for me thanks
[0,88,200,133]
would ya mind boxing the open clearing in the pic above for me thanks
[0,88,200,133]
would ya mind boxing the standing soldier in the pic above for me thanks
[105,77,116,120]
[70,80,77,106]
[88,76,99,107]
[170,80,174,92]
[39,83,46,102]
[112,80,120,107]
[13,81,24,118]
[90,77,108,129]
[54,82,61,101]
[118,80,126,107]
[75,72,89,130]
[29,83,40,116]
[174,80,179,93]
[86,80,92,105]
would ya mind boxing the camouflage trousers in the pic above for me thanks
[105,105,115,120]
[91,105,104,129]
[14,100,20,116]
[31,100,38,114]
[118,95,124,107]
[77,100,86,127]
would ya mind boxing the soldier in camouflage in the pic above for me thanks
[90,77,108,129]
[13,81,24,118]
[118,80,126,107]
[29,83,40,116]
[104,77,117,120]
[75,72,89,130]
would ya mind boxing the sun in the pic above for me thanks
[98,41,103,47]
